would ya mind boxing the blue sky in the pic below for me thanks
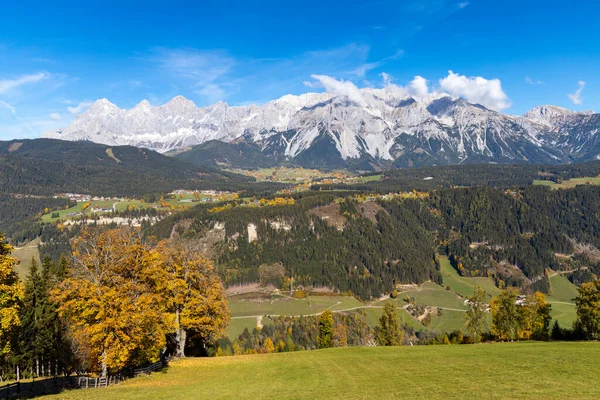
[1,0,599,139]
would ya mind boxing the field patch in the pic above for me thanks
[533,177,600,189]
[46,342,600,399]
[105,148,122,163]
[547,273,578,328]
[11,237,41,279]
[439,255,500,298]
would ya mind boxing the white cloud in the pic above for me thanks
[55,97,74,105]
[352,62,383,78]
[568,81,585,105]
[408,76,429,99]
[438,70,511,111]
[50,113,62,120]
[303,80,319,88]
[350,49,404,77]
[67,101,93,114]
[379,73,429,99]
[150,48,234,102]
[0,72,48,95]
[380,72,393,86]
[0,100,16,116]
[525,76,543,85]
[195,84,225,104]
[309,75,364,104]
[458,2,470,9]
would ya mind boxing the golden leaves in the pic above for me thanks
[0,233,24,357]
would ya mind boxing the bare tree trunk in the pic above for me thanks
[174,309,186,358]
[16,365,20,381]
[101,350,108,378]
[36,359,40,377]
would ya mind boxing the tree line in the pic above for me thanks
[0,228,229,381]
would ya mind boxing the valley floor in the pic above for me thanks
[48,342,600,400]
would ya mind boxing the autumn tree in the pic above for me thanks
[465,286,488,343]
[376,303,404,346]
[491,289,521,341]
[0,234,23,360]
[52,228,171,376]
[156,240,229,358]
[317,310,334,349]
[263,338,275,353]
[520,292,552,340]
[575,280,600,340]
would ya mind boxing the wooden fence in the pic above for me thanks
[0,357,168,398]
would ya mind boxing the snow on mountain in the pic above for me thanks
[42,89,600,168]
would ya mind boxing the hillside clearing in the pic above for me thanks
[438,255,500,298]
[533,177,600,189]
[47,342,600,400]
[11,237,41,279]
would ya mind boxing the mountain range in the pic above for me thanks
[42,88,600,170]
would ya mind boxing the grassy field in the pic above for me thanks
[39,195,204,222]
[228,261,580,338]
[547,273,579,328]
[47,342,600,400]
[227,167,344,183]
[533,177,600,189]
[547,273,579,303]
[438,255,500,298]
[11,237,41,279]
[227,295,364,338]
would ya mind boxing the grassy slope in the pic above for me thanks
[48,343,600,400]
[227,295,364,338]
[533,177,600,189]
[547,273,579,328]
[227,261,581,339]
[11,237,41,279]
[438,255,500,298]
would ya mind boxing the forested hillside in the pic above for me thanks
[0,139,255,197]
[149,186,600,299]
[313,162,600,192]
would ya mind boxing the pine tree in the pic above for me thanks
[19,258,43,376]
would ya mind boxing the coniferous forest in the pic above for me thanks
[149,184,600,299]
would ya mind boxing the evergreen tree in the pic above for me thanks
[18,258,43,375]
[317,310,334,349]
[551,320,563,340]
[376,303,404,346]
[18,257,74,377]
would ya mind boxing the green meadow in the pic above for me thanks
[47,342,600,400]
[227,257,579,339]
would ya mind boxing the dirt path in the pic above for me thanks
[230,304,467,320]
[548,267,588,277]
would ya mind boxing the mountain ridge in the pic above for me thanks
[42,89,600,170]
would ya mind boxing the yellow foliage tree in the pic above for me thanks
[263,338,275,353]
[0,234,23,357]
[156,241,229,358]
[52,228,171,376]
